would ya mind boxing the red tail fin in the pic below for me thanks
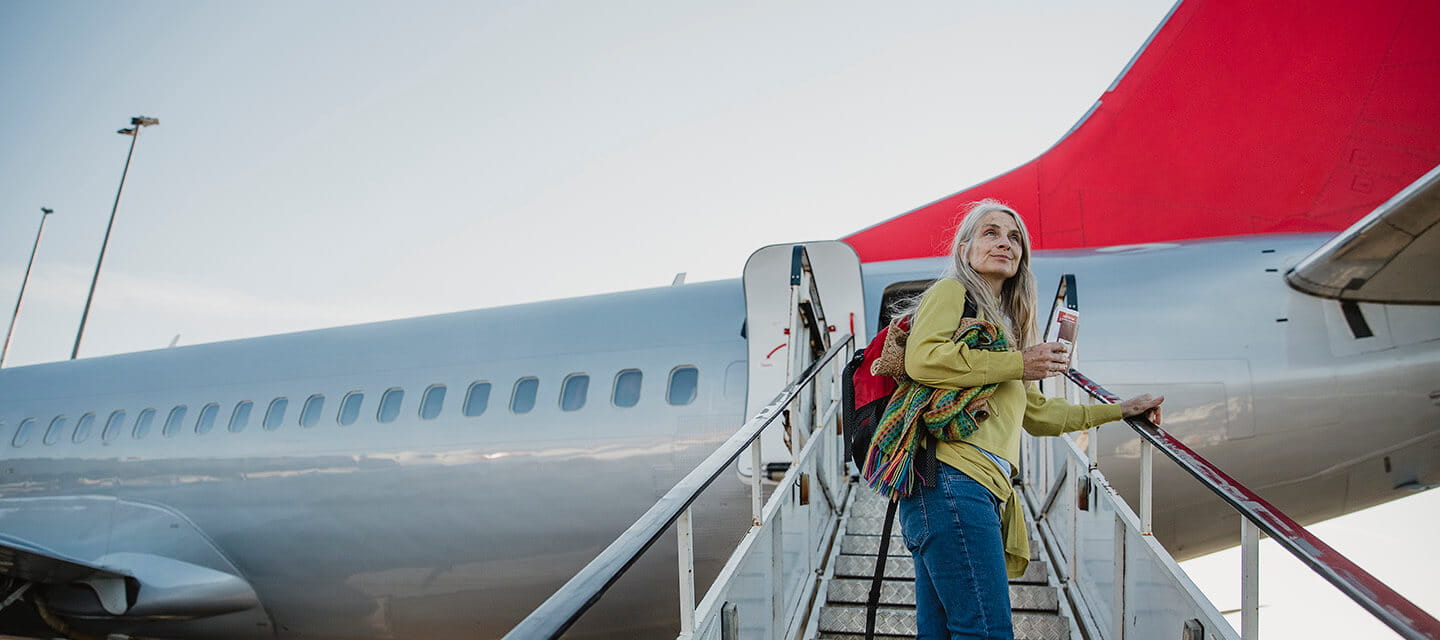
[844,0,1440,261]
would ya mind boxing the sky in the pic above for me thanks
[0,1,1434,637]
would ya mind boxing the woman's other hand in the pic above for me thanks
[1119,394,1165,425]
[1021,341,1071,380]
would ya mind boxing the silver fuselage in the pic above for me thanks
[1,233,1436,639]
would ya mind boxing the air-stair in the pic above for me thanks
[506,243,1440,640]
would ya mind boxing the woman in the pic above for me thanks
[896,199,1163,640]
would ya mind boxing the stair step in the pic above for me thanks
[832,555,1051,585]
[817,605,1069,640]
[826,579,1059,612]
[840,534,1041,560]
[841,534,908,557]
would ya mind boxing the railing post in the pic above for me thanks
[677,507,697,638]
[1241,517,1260,640]
[1139,440,1153,535]
[750,440,764,524]
[1114,514,1127,640]
[1068,456,1079,580]
[771,510,785,637]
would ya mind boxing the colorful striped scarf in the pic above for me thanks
[861,319,1009,499]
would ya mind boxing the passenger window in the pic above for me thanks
[667,366,699,406]
[163,406,189,437]
[133,408,156,439]
[420,385,446,420]
[338,392,363,426]
[229,401,253,433]
[195,403,220,434]
[102,411,127,442]
[463,382,491,417]
[43,416,68,445]
[300,395,325,428]
[12,418,36,447]
[560,374,589,411]
[72,413,97,443]
[511,377,538,414]
[378,388,404,423]
[263,398,288,431]
[613,369,642,408]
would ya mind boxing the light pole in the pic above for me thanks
[1,207,54,368]
[71,115,159,360]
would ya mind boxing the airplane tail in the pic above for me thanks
[843,0,1440,261]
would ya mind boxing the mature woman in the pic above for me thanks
[895,199,1163,640]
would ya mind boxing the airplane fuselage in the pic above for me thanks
[1,233,1436,639]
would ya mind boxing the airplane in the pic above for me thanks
[1,0,1437,638]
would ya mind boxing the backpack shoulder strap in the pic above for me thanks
[865,498,899,640]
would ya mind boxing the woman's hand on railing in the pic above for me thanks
[1119,394,1165,425]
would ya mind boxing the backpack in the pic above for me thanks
[841,294,975,640]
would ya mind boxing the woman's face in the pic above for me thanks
[965,210,1023,289]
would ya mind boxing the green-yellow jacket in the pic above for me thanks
[904,278,1123,577]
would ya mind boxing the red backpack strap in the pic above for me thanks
[852,325,897,407]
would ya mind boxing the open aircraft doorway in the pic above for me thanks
[740,242,866,480]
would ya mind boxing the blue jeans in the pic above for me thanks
[897,464,1013,640]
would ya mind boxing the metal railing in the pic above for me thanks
[1043,368,1440,640]
[505,244,853,640]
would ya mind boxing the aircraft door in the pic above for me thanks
[739,241,866,478]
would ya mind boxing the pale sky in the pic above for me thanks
[0,1,1433,637]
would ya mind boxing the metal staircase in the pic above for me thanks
[505,253,1440,640]
[813,487,1072,640]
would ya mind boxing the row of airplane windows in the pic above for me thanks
[4,366,701,449]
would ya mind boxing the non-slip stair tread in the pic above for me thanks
[826,579,1059,612]
[840,533,1040,560]
[817,605,1069,640]
[832,555,1051,585]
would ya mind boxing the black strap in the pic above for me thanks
[865,498,899,640]
[841,351,864,467]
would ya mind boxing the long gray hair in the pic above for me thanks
[891,199,1039,350]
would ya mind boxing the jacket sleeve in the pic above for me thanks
[1021,384,1125,436]
[904,280,1024,389]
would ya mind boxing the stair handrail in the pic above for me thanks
[502,333,854,640]
[1063,367,1440,640]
